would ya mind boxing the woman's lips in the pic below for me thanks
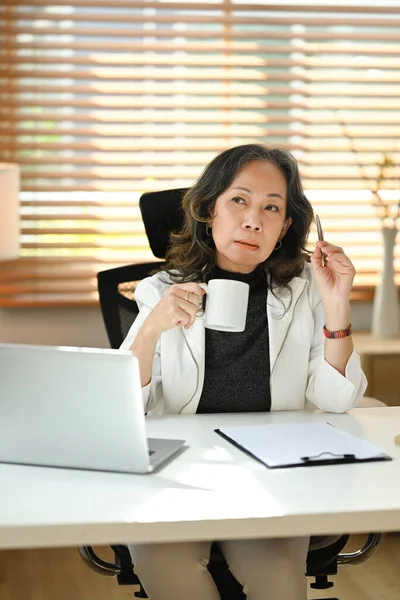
[235,240,259,251]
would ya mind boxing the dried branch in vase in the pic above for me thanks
[335,113,400,229]
[370,154,399,227]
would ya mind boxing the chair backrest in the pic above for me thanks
[97,262,164,349]
[139,188,186,258]
[97,187,186,348]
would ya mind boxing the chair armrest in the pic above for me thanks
[337,533,382,566]
[78,545,120,577]
[356,396,387,408]
[78,544,142,588]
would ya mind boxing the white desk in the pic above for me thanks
[1,408,400,550]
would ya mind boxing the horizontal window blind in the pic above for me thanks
[1,1,399,306]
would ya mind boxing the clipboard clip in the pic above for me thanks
[301,451,356,463]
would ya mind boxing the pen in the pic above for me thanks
[315,214,326,268]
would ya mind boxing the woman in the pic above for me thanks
[121,144,367,600]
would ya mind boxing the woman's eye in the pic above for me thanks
[265,205,279,212]
[232,196,245,204]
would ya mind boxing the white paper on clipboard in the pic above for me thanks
[215,422,391,468]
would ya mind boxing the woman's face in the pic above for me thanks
[209,160,292,273]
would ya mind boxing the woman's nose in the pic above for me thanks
[245,223,261,231]
[243,213,262,231]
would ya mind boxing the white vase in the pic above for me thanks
[372,226,399,337]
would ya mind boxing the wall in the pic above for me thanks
[0,306,109,347]
[0,303,377,347]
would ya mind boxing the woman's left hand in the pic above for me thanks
[311,241,356,305]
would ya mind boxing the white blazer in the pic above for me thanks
[120,263,367,415]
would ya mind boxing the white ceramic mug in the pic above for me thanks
[199,279,250,332]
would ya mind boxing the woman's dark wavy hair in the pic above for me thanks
[163,144,314,288]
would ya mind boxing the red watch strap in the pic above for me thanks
[323,324,353,339]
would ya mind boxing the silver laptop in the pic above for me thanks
[0,343,185,474]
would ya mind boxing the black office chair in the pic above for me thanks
[80,188,382,600]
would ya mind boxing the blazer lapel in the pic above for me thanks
[181,314,206,368]
[267,276,308,374]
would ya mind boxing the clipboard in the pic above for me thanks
[215,422,392,469]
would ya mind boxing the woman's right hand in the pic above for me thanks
[145,282,205,336]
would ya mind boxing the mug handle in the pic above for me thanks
[197,283,208,315]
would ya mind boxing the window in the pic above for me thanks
[1,1,399,305]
